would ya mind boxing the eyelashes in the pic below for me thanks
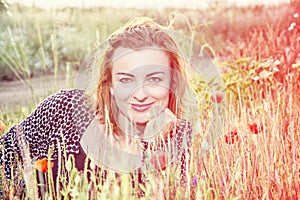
[148,77,162,82]
[118,76,163,84]
[119,77,133,83]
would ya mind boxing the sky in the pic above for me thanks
[8,0,290,10]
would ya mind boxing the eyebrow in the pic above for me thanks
[146,72,165,77]
[116,72,134,77]
[116,71,165,77]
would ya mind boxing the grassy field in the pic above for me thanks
[0,2,300,199]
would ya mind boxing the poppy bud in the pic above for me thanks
[248,123,263,134]
[210,92,224,103]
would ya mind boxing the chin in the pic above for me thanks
[132,118,149,125]
[130,114,149,125]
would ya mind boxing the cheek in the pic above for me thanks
[113,84,136,100]
[146,86,170,101]
[113,84,170,103]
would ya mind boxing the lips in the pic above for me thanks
[131,102,154,112]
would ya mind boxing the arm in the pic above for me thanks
[0,89,93,180]
[0,104,50,180]
[0,92,58,197]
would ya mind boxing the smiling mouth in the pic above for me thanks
[131,102,154,112]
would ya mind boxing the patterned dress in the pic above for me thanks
[0,89,192,194]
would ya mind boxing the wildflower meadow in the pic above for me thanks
[0,1,299,199]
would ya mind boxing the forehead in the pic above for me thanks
[111,47,170,73]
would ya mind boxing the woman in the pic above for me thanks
[0,17,193,197]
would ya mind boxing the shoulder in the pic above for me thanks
[48,89,87,101]
[39,89,89,109]
[32,89,95,125]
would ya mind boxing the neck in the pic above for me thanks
[117,111,145,138]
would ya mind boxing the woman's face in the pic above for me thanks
[111,47,171,125]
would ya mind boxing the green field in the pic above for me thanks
[0,2,300,199]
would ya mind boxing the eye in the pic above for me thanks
[119,77,133,83]
[148,77,162,82]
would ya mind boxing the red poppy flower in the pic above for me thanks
[150,152,168,170]
[225,134,239,144]
[229,127,238,136]
[248,123,263,134]
[225,127,238,144]
[0,120,5,131]
[210,92,224,103]
[34,158,54,172]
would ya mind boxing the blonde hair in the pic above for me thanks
[90,17,188,136]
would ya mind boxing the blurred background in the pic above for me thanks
[0,1,300,199]
[0,0,299,108]
[5,0,291,9]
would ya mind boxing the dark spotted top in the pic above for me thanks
[0,89,192,187]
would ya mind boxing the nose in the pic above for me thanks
[133,85,148,102]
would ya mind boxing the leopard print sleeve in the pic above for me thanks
[174,119,192,185]
[0,89,94,180]
[159,119,192,185]
[140,119,192,185]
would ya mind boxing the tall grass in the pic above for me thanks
[1,2,300,199]
[1,85,299,199]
